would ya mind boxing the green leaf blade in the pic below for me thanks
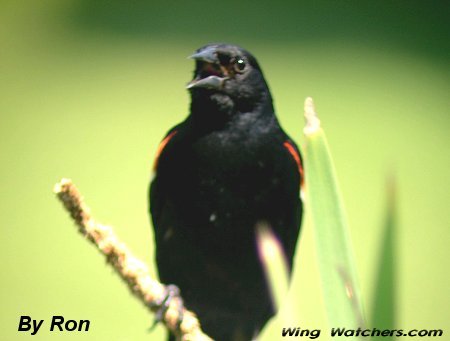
[303,98,365,332]
[371,177,396,339]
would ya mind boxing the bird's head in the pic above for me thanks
[187,44,274,119]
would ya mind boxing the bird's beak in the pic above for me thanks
[188,46,218,64]
[186,75,226,90]
[186,46,228,90]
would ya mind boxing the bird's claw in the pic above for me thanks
[149,284,184,331]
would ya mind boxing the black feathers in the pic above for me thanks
[150,44,303,341]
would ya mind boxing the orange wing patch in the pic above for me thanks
[153,130,178,171]
[283,141,304,188]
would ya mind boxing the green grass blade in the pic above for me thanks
[303,98,365,331]
[256,223,296,326]
[371,176,396,338]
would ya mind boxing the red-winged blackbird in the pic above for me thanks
[150,44,303,341]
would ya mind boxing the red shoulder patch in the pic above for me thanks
[283,141,304,187]
[153,130,178,171]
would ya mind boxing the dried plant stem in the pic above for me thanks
[54,178,212,341]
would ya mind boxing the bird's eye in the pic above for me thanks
[234,58,246,72]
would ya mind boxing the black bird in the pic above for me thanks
[150,44,303,341]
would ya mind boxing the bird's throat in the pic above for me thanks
[189,88,274,134]
[190,91,235,131]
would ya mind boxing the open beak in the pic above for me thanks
[186,46,228,90]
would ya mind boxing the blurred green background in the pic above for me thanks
[1,1,449,340]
